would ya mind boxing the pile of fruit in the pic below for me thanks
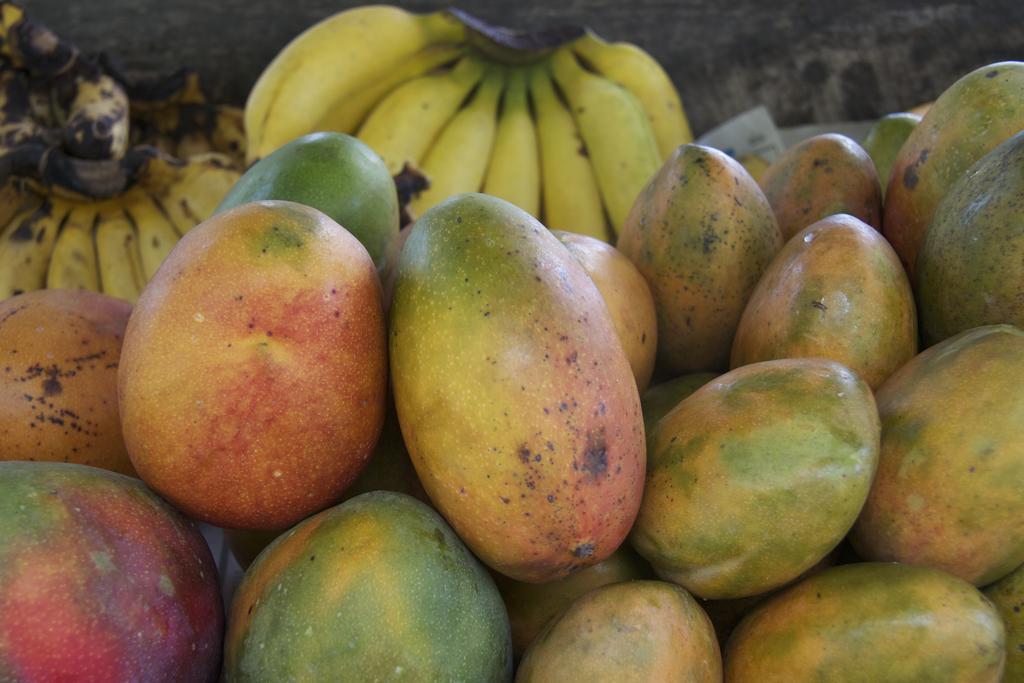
[0,3,1022,682]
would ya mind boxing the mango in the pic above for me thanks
[730,213,917,389]
[224,491,512,682]
[917,130,1024,345]
[759,133,882,240]
[216,132,399,268]
[985,562,1024,681]
[0,290,134,475]
[640,372,717,431]
[861,112,921,197]
[851,324,1024,586]
[631,358,879,600]
[119,200,387,530]
[554,230,658,392]
[225,397,428,570]
[493,544,652,659]
[725,563,1006,682]
[883,61,1024,278]
[617,144,782,374]
[0,462,223,682]
[700,548,838,646]
[390,193,645,583]
[515,580,721,682]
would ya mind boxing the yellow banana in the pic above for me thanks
[550,47,661,237]
[529,62,608,241]
[124,192,181,280]
[482,67,540,217]
[94,208,146,302]
[571,32,692,158]
[47,204,100,291]
[0,180,35,229]
[207,105,247,167]
[0,198,69,298]
[171,105,247,168]
[142,153,240,234]
[410,66,505,217]
[245,6,465,162]
[357,55,487,175]
[313,43,466,135]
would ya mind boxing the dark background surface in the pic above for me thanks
[20,0,1024,135]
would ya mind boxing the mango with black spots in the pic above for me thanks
[725,562,1007,682]
[883,61,1024,279]
[985,562,1024,681]
[223,491,512,682]
[758,133,882,240]
[515,580,721,682]
[917,130,1024,345]
[617,144,782,374]
[851,324,1024,586]
[390,193,645,583]
[0,289,134,475]
[630,358,879,600]
[730,213,917,389]
[554,230,658,393]
[493,544,652,659]
[0,461,223,682]
[216,132,399,269]
[119,200,387,530]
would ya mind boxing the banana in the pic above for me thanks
[62,72,130,160]
[313,43,466,136]
[140,152,240,234]
[0,180,35,229]
[0,198,69,298]
[0,68,47,155]
[124,192,181,280]
[94,208,146,302]
[571,32,692,159]
[550,46,661,237]
[529,62,608,241]
[482,67,540,217]
[409,65,506,217]
[207,105,247,167]
[246,6,466,162]
[357,55,487,175]
[47,204,100,291]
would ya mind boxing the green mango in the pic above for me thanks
[224,491,512,682]
[217,132,398,268]
[861,112,921,197]
[631,358,879,600]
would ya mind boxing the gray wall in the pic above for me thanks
[21,0,1024,134]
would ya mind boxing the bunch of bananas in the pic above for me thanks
[246,5,692,242]
[0,2,244,302]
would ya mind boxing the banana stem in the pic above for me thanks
[447,8,585,65]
